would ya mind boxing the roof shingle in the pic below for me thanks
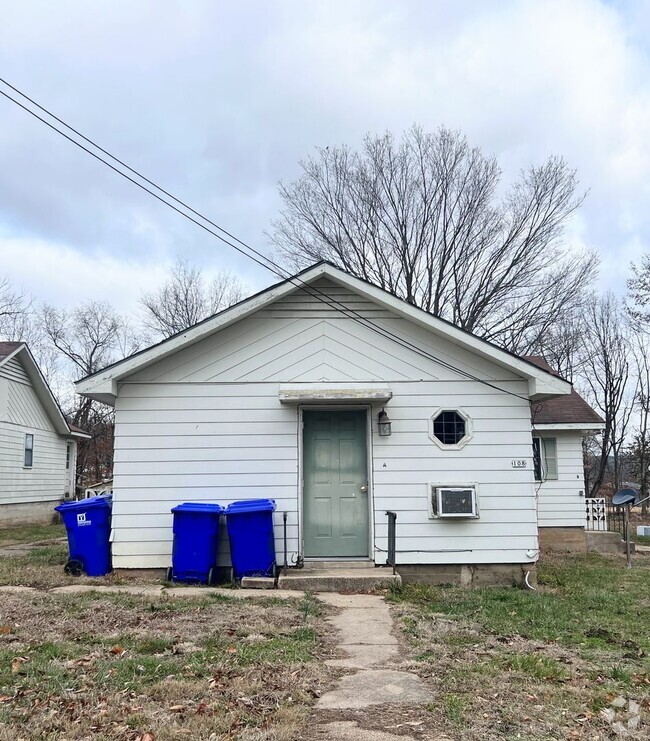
[522,355,604,426]
[0,341,23,362]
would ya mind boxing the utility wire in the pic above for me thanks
[0,78,533,401]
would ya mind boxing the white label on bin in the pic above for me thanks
[77,512,91,526]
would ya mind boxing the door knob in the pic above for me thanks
[360,485,368,493]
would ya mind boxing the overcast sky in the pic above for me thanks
[1,0,649,316]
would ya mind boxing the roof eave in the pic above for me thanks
[11,346,72,436]
[75,262,572,401]
[533,422,605,433]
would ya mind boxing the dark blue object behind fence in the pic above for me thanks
[170,502,224,584]
[55,495,113,576]
[225,498,276,579]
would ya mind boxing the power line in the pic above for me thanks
[0,78,532,401]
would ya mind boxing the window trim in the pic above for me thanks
[24,433,34,468]
[533,435,558,482]
[428,407,472,450]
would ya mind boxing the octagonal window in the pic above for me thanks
[430,409,471,448]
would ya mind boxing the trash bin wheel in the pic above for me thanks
[207,567,216,586]
[165,567,173,583]
[64,559,84,577]
[229,566,235,586]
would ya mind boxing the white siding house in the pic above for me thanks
[0,342,89,525]
[76,263,576,582]
[524,356,604,552]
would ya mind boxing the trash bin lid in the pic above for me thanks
[171,502,224,515]
[55,495,112,513]
[226,498,276,514]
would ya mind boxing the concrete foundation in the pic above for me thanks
[396,562,536,588]
[0,500,59,528]
[585,531,629,554]
[539,526,587,553]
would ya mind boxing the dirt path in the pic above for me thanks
[307,593,435,741]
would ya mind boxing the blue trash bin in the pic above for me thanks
[55,495,113,577]
[225,498,276,580]
[169,502,224,584]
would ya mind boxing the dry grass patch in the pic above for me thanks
[0,591,338,740]
[388,554,650,739]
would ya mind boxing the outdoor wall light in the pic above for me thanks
[378,409,392,437]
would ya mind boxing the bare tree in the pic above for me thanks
[629,333,650,513]
[270,126,597,353]
[528,308,591,382]
[580,294,634,495]
[627,254,650,328]
[0,276,28,339]
[141,259,245,339]
[40,300,142,490]
[41,301,140,423]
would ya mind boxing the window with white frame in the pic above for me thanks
[429,408,472,449]
[532,436,558,482]
[24,433,34,468]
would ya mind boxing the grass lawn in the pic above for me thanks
[0,590,336,740]
[388,552,650,739]
[0,521,65,547]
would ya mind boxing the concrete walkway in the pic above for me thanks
[311,593,433,740]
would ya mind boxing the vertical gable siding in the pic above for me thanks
[536,432,586,527]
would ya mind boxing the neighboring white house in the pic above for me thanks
[523,356,604,552]
[76,262,581,584]
[0,342,90,525]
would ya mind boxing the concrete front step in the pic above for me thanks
[276,567,400,592]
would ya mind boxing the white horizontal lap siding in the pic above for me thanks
[112,383,299,569]
[112,280,537,568]
[0,421,67,505]
[536,432,586,528]
[0,356,30,384]
[371,379,538,565]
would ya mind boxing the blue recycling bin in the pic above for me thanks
[225,498,277,580]
[169,502,224,584]
[55,495,113,577]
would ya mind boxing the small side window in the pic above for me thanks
[532,436,558,482]
[24,434,34,468]
[66,443,72,470]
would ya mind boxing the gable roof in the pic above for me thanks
[0,341,23,362]
[0,342,89,438]
[75,262,572,405]
[523,356,604,429]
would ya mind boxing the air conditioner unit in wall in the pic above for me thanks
[431,486,479,518]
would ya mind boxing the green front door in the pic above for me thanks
[303,410,369,558]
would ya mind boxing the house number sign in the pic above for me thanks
[511,459,527,468]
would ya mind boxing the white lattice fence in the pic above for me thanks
[585,497,607,531]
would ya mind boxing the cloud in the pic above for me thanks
[0,0,649,309]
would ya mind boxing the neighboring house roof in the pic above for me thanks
[0,342,90,438]
[523,356,604,430]
[0,341,23,362]
[76,261,572,405]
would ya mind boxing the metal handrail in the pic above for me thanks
[386,510,397,574]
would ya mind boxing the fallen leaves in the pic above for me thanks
[109,644,126,656]
[11,656,29,674]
